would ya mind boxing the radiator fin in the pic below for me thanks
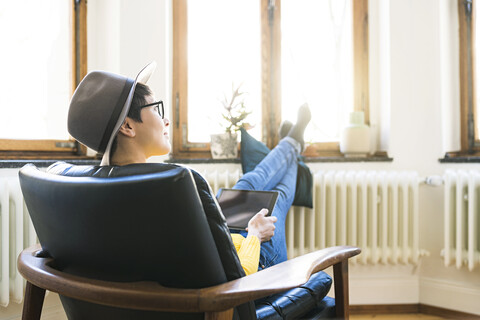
[443,170,480,271]
[0,177,35,307]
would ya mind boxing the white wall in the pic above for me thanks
[1,0,480,318]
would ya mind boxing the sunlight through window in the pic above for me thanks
[281,0,353,144]
[0,1,72,140]
[187,0,261,142]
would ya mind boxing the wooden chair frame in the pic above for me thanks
[18,244,361,320]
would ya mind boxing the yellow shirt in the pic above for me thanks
[230,234,260,275]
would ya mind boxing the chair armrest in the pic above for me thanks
[18,244,360,313]
[199,246,360,310]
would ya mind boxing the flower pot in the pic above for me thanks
[210,132,238,159]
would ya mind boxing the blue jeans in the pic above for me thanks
[231,138,299,270]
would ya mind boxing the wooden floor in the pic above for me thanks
[351,314,446,320]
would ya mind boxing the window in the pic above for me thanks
[0,0,87,159]
[458,0,478,154]
[172,0,369,159]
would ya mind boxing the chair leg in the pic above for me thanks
[22,281,46,320]
[204,308,234,320]
[333,260,349,320]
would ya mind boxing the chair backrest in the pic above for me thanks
[19,164,230,319]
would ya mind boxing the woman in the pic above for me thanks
[67,62,310,275]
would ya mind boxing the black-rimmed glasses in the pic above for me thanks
[138,100,164,119]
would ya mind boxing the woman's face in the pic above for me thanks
[135,94,171,157]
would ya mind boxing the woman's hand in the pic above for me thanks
[246,209,277,243]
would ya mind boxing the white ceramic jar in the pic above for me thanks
[339,111,370,157]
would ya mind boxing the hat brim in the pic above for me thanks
[100,61,157,166]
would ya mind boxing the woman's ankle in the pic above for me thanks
[287,103,311,151]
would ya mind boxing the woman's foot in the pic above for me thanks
[287,103,311,151]
[278,120,293,139]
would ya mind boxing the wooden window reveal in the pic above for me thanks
[458,0,479,155]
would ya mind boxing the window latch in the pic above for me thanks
[55,142,76,149]
[268,0,276,26]
[175,92,180,129]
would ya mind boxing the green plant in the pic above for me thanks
[220,84,252,134]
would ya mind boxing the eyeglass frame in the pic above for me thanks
[138,100,164,119]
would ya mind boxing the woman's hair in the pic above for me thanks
[110,82,153,157]
[124,82,153,122]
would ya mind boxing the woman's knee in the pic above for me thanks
[274,183,295,205]
[233,178,256,190]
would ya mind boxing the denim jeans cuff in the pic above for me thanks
[282,137,301,154]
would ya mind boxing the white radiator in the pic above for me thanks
[0,168,429,306]
[0,176,37,307]
[443,170,480,271]
[202,169,428,265]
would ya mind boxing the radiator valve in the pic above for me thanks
[423,175,444,186]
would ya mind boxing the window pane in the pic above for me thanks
[281,0,353,143]
[0,1,72,140]
[187,0,261,142]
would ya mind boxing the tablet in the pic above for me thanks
[217,188,279,230]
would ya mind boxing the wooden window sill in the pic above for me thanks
[0,153,393,168]
[440,151,480,163]
[0,159,100,169]
[168,153,393,164]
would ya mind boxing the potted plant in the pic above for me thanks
[210,84,252,159]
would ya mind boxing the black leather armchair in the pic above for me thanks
[18,163,360,319]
